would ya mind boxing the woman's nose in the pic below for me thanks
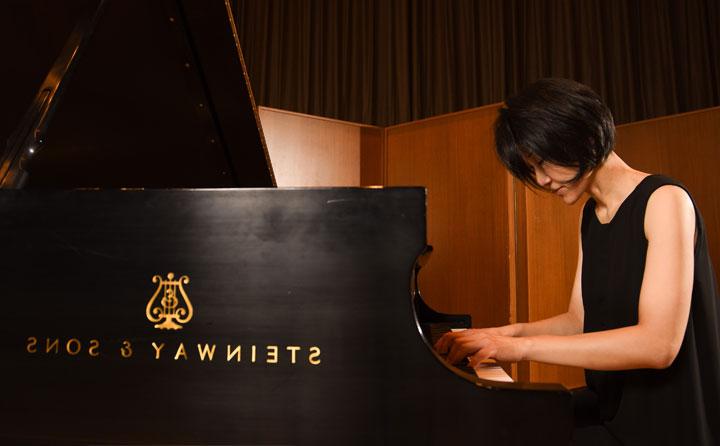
[535,170,552,186]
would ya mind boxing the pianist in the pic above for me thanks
[435,78,720,445]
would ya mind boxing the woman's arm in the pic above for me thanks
[437,185,695,371]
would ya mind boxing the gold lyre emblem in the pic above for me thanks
[145,273,193,330]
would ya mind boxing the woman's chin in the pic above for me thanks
[557,189,581,205]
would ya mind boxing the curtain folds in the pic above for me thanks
[234,0,720,126]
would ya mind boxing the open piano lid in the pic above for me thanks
[0,0,275,188]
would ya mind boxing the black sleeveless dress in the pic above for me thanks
[579,175,720,445]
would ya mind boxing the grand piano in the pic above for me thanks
[0,1,573,444]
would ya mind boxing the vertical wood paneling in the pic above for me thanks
[360,126,386,186]
[523,187,586,387]
[384,105,511,332]
[511,177,531,382]
[259,106,376,187]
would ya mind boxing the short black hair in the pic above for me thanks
[494,78,615,187]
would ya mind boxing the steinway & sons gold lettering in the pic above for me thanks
[26,336,101,357]
[25,337,321,366]
[24,274,323,367]
[150,341,321,364]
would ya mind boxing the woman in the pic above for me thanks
[434,78,720,445]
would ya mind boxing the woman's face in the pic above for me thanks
[525,157,591,205]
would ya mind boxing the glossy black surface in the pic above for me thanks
[0,189,572,445]
[413,246,473,340]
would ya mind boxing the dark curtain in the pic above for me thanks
[233,0,720,126]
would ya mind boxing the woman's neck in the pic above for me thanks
[588,153,649,218]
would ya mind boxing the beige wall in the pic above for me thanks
[258,107,382,187]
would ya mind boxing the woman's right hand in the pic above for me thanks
[433,326,523,364]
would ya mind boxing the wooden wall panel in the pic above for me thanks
[384,105,511,332]
[523,187,586,387]
[258,107,382,187]
[360,126,386,186]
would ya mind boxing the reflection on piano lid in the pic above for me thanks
[0,0,275,189]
